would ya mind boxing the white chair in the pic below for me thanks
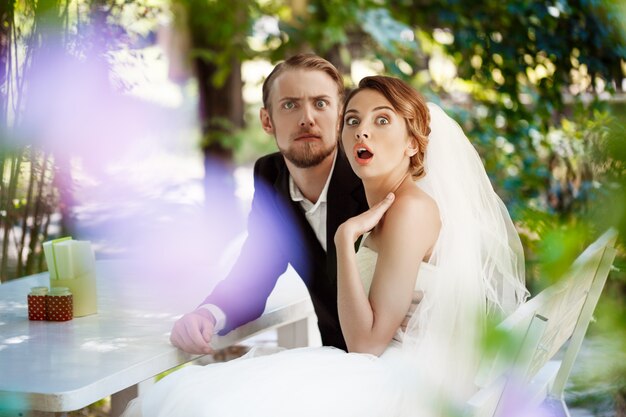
[466,228,618,417]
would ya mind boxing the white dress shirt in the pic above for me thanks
[287,153,336,252]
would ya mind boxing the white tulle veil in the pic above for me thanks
[401,103,529,409]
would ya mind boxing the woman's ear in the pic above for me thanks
[405,137,419,157]
[260,108,274,134]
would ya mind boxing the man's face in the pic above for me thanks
[260,69,340,168]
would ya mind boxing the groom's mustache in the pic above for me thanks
[291,129,323,141]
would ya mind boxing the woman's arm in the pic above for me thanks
[335,191,440,355]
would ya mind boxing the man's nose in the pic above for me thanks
[299,105,315,127]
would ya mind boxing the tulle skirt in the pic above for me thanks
[124,341,432,417]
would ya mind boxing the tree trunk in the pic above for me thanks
[197,56,244,147]
[195,55,245,245]
[617,387,626,417]
[53,152,75,238]
[324,45,350,77]
[173,0,249,257]
[0,0,12,126]
[0,1,13,281]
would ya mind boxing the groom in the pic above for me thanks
[170,54,368,354]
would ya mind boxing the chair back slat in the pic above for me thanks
[550,244,617,396]
[528,228,617,377]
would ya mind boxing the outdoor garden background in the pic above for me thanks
[0,0,625,416]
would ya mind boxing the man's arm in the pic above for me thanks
[170,156,294,353]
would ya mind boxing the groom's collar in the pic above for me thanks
[288,152,337,209]
[271,145,364,208]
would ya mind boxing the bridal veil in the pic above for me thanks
[402,103,529,409]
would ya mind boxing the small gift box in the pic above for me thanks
[46,287,73,322]
[28,286,49,321]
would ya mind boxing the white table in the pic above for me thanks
[0,260,316,416]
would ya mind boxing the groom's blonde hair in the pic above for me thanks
[262,54,344,115]
[342,76,430,180]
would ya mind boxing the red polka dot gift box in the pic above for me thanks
[46,287,73,322]
[27,286,48,321]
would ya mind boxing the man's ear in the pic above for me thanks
[260,108,274,134]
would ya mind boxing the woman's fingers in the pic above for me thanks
[356,193,395,235]
[336,193,395,244]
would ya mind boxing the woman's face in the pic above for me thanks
[341,89,414,180]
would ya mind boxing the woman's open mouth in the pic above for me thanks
[353,144,374,165]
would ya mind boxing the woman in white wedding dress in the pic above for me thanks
[124,76,528,417]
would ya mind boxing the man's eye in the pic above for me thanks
[282,101,295,109]
[377,116,389,125]
[345,117,359,126]
[316,100,327,108]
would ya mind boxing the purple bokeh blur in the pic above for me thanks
[14,28,263,308]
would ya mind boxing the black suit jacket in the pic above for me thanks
[203,149,367,350]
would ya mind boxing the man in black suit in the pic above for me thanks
[170,54,367,353]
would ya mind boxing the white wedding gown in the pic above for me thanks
[124,246,453,417]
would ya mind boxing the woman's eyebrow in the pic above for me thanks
[344,105,394,115]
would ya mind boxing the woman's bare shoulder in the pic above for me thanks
[387,183,439,225]
[376,183,440,260]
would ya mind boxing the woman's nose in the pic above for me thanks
[355,130,369,141]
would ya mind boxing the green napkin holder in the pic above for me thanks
[43,237,98,317]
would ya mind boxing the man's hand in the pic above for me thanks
[170,308,216,355]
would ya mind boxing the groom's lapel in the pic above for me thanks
[272,162,325,258]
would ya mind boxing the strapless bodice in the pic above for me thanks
[356,246,438,294]
[356,245,438,344]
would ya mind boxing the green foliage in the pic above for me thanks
[480,314,529,366]
[232,106,278,165]
[378,1,625,234]
[359,8,416,56]
[200,116,244,151]
[536,224,591,284]
[267,0,374,57]
[394,0,625,101]
[590,109,626,237]
[174,0,257,87]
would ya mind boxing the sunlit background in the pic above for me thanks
[1,0,625,415]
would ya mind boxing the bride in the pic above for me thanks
[124,76,528,417]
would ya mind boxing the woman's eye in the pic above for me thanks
[315,100,327,108]
[282,101,295,110]
[345,117,359,126]
[376,116,389,125]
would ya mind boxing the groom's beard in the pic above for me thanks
[279,133,337,169]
